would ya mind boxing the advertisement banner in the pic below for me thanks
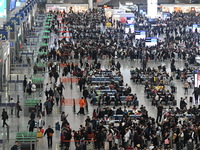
[0,29,8,40]
[0,0,7,18]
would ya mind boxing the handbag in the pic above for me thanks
[19,106,22,111]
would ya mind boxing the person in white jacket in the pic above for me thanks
[37,116,45,130]
[124,128,131,148]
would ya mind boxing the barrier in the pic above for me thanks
[16,132,37,150]
[58,31,69,33]
[21,52,33,55]
[60,77,79,83]
[59,36,70,39]
[40,43,48,47]
[42,36,50,39]
[59,63,77,67]
[38,52,48,55]
[61,98,80,106]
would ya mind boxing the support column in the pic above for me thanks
[147,0,158,18]
[88,0,93,9]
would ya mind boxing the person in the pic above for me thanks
[10,141,19,150]
[54,88,60,106]
[44,100,51,115]
[37,116,45,130]
[28,119,35,132]
[16,101,21,118]
[37,100,42,117]
[184,81,189,95]
[107,130,113,150]
[2,109,8,127]
[77,97,85,115]
[30,109,36,120]
[23,77,27,92]
[156,104,163,123]
[10,98,14,115]
[61,111,68,122]
[43,125,54,148]
[27,81,32,95]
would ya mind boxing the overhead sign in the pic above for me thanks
[3,22,15,32]
[10,17,20,25]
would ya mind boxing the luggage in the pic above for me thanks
[135,100,139,106]
[190,97,193,103]
[40,128,44,133]
[55,122,60,131]
[37,132,43,138]
[42,111,45,116]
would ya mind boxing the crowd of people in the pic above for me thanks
[5,6,200,150]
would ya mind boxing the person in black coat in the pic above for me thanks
[43,125,54,148]
[54,71,59,83]
[10,141,19,150]
[30,109,36,120]
[23,77,27,92]
[63,127,72,150]
[2,109,8,127]
[28,119,35,132]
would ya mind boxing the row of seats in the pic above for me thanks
[90,77,121,82]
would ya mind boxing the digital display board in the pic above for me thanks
[162,12,170,20]
[16,1,21,7]
[9,0,16,11]
[148,18,157,24]
[0,0,7,18]
[127,17,134,24]
[135,31,146,39]
[125,24,134,33]
[145,37,157,47]
[192,24,200,33]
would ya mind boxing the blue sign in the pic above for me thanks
[16,11,25,21]
[0,0,7,18]
[20,0,26,2]
[3,22,15,31]
[0,29,8,40]
[10,42,14,47]
[10,17,20,25]
[9,0,16,11]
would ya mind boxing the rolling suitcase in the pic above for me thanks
[55,122,60,131]
[37,132,43,138]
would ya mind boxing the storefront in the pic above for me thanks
[46,4,88,13]
[161,4,200,13]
